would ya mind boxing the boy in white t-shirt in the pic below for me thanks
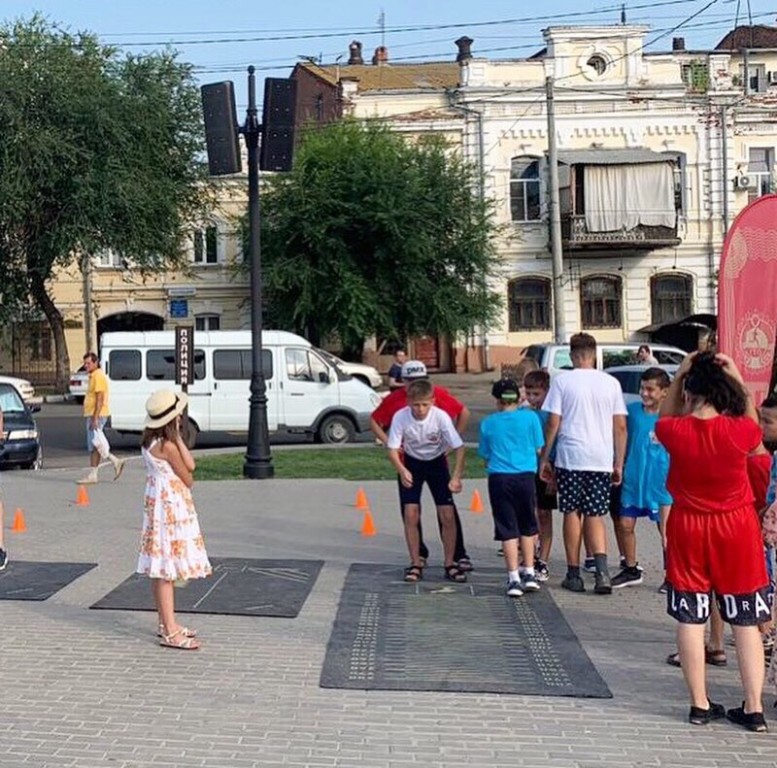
[387,378,467,584]
[539,333,628,595]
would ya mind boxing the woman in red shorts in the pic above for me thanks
[657,351,770,731]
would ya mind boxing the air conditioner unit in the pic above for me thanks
[736,175,754,190]
[768,71,777,85]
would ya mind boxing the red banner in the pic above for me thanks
[718,193,777,406]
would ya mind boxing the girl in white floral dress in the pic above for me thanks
[138,390,211,650]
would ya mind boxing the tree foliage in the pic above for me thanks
[0,16,209,386]
[259,120,502,357]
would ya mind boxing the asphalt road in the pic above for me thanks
[31,396,489,471]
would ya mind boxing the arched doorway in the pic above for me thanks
[97,312,164,348]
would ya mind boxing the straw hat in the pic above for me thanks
[144,390,189,428]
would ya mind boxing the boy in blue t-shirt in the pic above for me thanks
[611,367,672,589]
[523,369,556,582]
[479,377,545,597]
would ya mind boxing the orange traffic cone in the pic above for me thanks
[361,510,377,537]
[355,487,370,510]
[11,508,27,533]
[76,485,90,507]
[470,489,484,514]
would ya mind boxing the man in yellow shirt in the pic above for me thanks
[81,352,124,484]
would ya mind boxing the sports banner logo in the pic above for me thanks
[718,194,777,406]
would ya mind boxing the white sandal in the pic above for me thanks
[159,628,200,650]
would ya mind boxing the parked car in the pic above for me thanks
[69,365,89,403]
[605,364,678,405]
[0,382,42,470]
[0,374,36,404]
[316,349,383,389]
[522,342,686,377]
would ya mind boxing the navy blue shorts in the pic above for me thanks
[488,472,538,541]
[398,454,454,507]
[556,468,611,516]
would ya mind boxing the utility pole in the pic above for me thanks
[82,252,95,353]
[546,76,567,343]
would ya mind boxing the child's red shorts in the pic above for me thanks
[666,503,771,625]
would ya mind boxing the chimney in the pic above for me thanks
[672,37,685,51]
[348,40,364,66]
[372,45,388,65]
[455,36,474,63]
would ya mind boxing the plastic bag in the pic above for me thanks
[91,427,111,460]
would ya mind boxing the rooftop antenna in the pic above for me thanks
[377,8,386,48]
[621,3,627,24]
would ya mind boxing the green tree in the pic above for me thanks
[0,16,209,388]
[259,120,502,358]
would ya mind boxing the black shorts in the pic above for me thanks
[488,472,538,541]
[556,468,611,516]
[535,474,557,511]
[398,454,454,507]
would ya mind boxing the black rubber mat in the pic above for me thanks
[320,563,612,698]
[0,561,97,601]
[91,558,323,618]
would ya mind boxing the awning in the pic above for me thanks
[636,313,717,334]
[555,148,674,166]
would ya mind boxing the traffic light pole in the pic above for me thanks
[242,65,274,479]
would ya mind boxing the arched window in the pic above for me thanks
[581,275,622,329]
[508,277,551,331]
[510,156,541,222]
[651,273,692,324]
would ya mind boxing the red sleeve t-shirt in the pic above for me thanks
[371,384,465,430]
[655,414,761,513]
[430,385,465,423]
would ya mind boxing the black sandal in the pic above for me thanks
[444,564,467,583]
[404,565,423,583]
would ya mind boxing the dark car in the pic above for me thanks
[0,383,42,470]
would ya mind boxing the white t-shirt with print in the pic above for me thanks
[387,405,463,461]
[542,369,627,472]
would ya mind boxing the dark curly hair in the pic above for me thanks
[683,352,748,416]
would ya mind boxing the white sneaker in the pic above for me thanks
[506,580,524,597]
[78,473,98,485]
[112,458,126,480]
[522,574,541,592]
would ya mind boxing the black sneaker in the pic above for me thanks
[594,570,612,595]
[727,703,768,732]
[619,557,644,572]
[0,548,7,572]
[561,574,586,592]
[658,579,670,594]
[535,559,549,582]
[583,557,596,573]
[611,566,643,589]
[689,701,726,726]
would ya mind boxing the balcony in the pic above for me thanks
[555,148,682,254]
[562,214,680,251]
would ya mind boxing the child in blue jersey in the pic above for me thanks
[479,377,545,597]
[524,370,556,582]
[611,367,672,589]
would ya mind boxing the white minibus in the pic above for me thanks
[101,330,382,446]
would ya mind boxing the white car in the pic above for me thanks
[0,374,36,404]
[316,349,383,389]
[68,366,89,403]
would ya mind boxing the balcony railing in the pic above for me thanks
[561,215,680,251]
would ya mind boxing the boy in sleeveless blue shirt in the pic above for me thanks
[479,378,545,597]
[611,367,672,588]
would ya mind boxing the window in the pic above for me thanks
[651,274,692,325]
[95,249,123,268]
[108,350,141,381]
[146,349,206,380]
[741,63,767,94]
[213,349,273,380]
[587,55,608,76]
[748,147,774,202]
[285,348,329,383]
[29,323,52,361]
[193,226,219,264]
[508,277,551,331]
[681,61,709,92]
[510,157,541,222]
[195,315,221,331]
[581,275,622,329]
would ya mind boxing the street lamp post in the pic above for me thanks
[242,65,274,479]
